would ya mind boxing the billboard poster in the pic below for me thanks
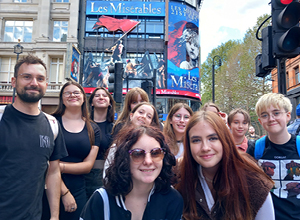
[167,2,200,99]
[71,46,80,82]
[86,1,165,16]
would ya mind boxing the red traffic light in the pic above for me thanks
[279,0,293,4]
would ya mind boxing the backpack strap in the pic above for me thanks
[96,188,110,220]
[254,136,267,160]
[295,124,300,136]
[297,136,300,158]
[43,112,59,140]
[0,105,6,121]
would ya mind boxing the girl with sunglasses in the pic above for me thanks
[103,102,160,178]
[176,111,275,220]
[81,125,183,220]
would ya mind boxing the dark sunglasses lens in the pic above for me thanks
[131,149,145,162]
[151,148,165,161]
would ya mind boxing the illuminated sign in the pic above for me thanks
[86,1,165,16]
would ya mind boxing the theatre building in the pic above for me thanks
[0,0,202,117]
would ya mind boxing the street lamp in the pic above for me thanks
[212,55,222,103]
[12,39,23,103]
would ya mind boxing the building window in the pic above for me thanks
[4,21,33,42]
[0,57,16,83]
[295,67,300,85]
[14,0,27,2]
[53,0,69,2]
[49,58,64,83]
[53,21,68,42]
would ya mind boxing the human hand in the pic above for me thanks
[61,192,77,213]
[218,112,228,124]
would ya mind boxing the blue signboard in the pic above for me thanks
[86,1,165,16]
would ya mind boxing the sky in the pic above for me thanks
[199,0,271,64]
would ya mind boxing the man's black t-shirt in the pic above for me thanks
[0,105,68,220]
[247,135,300,220]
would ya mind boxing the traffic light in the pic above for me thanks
[108,62,123,103]
[255,54,271,77]
[141,81,153,99]
[261,26,276,70]
[156,105,163,122]
[271,0,300,58]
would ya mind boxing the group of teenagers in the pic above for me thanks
[1,55,299,220]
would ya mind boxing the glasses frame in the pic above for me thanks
[173,114,190,122]
[17,73,47,83]
[259,111,287,120]
[63,91,82,97]
[128,147,165,163]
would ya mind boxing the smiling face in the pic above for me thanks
[130,104,154,126]
[130,134,163,187]
[62,84,84,109]
[170,107,191,140]
[258,104,291,136]
[12,63,48,103]
[92,89,110,110]
[189,120,223,175]
[229,113,249,139]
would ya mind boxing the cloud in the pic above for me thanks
[199,0,270,63]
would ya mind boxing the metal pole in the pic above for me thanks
[153,69,156,107]
[12,53,20,103]
[212,64,215,102]
[212,55,222,103]
[277,58,287,95]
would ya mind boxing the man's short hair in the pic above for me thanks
[255,93,292,116]
[14,55,47,77]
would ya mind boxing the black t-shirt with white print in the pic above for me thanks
[247,134,300,220]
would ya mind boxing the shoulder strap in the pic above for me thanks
[43,112,59,140]
[254,136,267,160]
[0,105,6,121]
[295,124,300,136]
[296,136,300,158]
[97,188,110,220]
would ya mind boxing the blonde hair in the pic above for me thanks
[255,93,292,116]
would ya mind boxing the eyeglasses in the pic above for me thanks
[128,148,165,163]
[63,91,82,97]
[18,73,46,83]
[173,114,190,121]
[259,111,286,120]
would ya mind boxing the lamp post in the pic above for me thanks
[212,55,222,103]
[12,39,23,103]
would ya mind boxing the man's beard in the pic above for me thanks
[17,86,45,103]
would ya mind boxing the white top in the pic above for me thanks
[175,142,184,159]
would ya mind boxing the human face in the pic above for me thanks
[12,63,48,103]
[130,105,154,126]
[229,113,249,138]
[248,126,255,134]
[62,85,84,108]
[130,134,163,187]
[92,89,110,109]
[170,107,191,139]
[130,94,144,111]
[258,105,290,135]
[186,35,199,60]
[189,120,223,175]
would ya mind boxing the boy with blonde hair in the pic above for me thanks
[247,93,300,220]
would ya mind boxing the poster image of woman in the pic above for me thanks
[168,21,199,70]
[71,58,79,82]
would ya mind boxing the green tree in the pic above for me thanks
[200,14,272,135]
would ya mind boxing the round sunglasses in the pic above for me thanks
[128,148,165,163]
